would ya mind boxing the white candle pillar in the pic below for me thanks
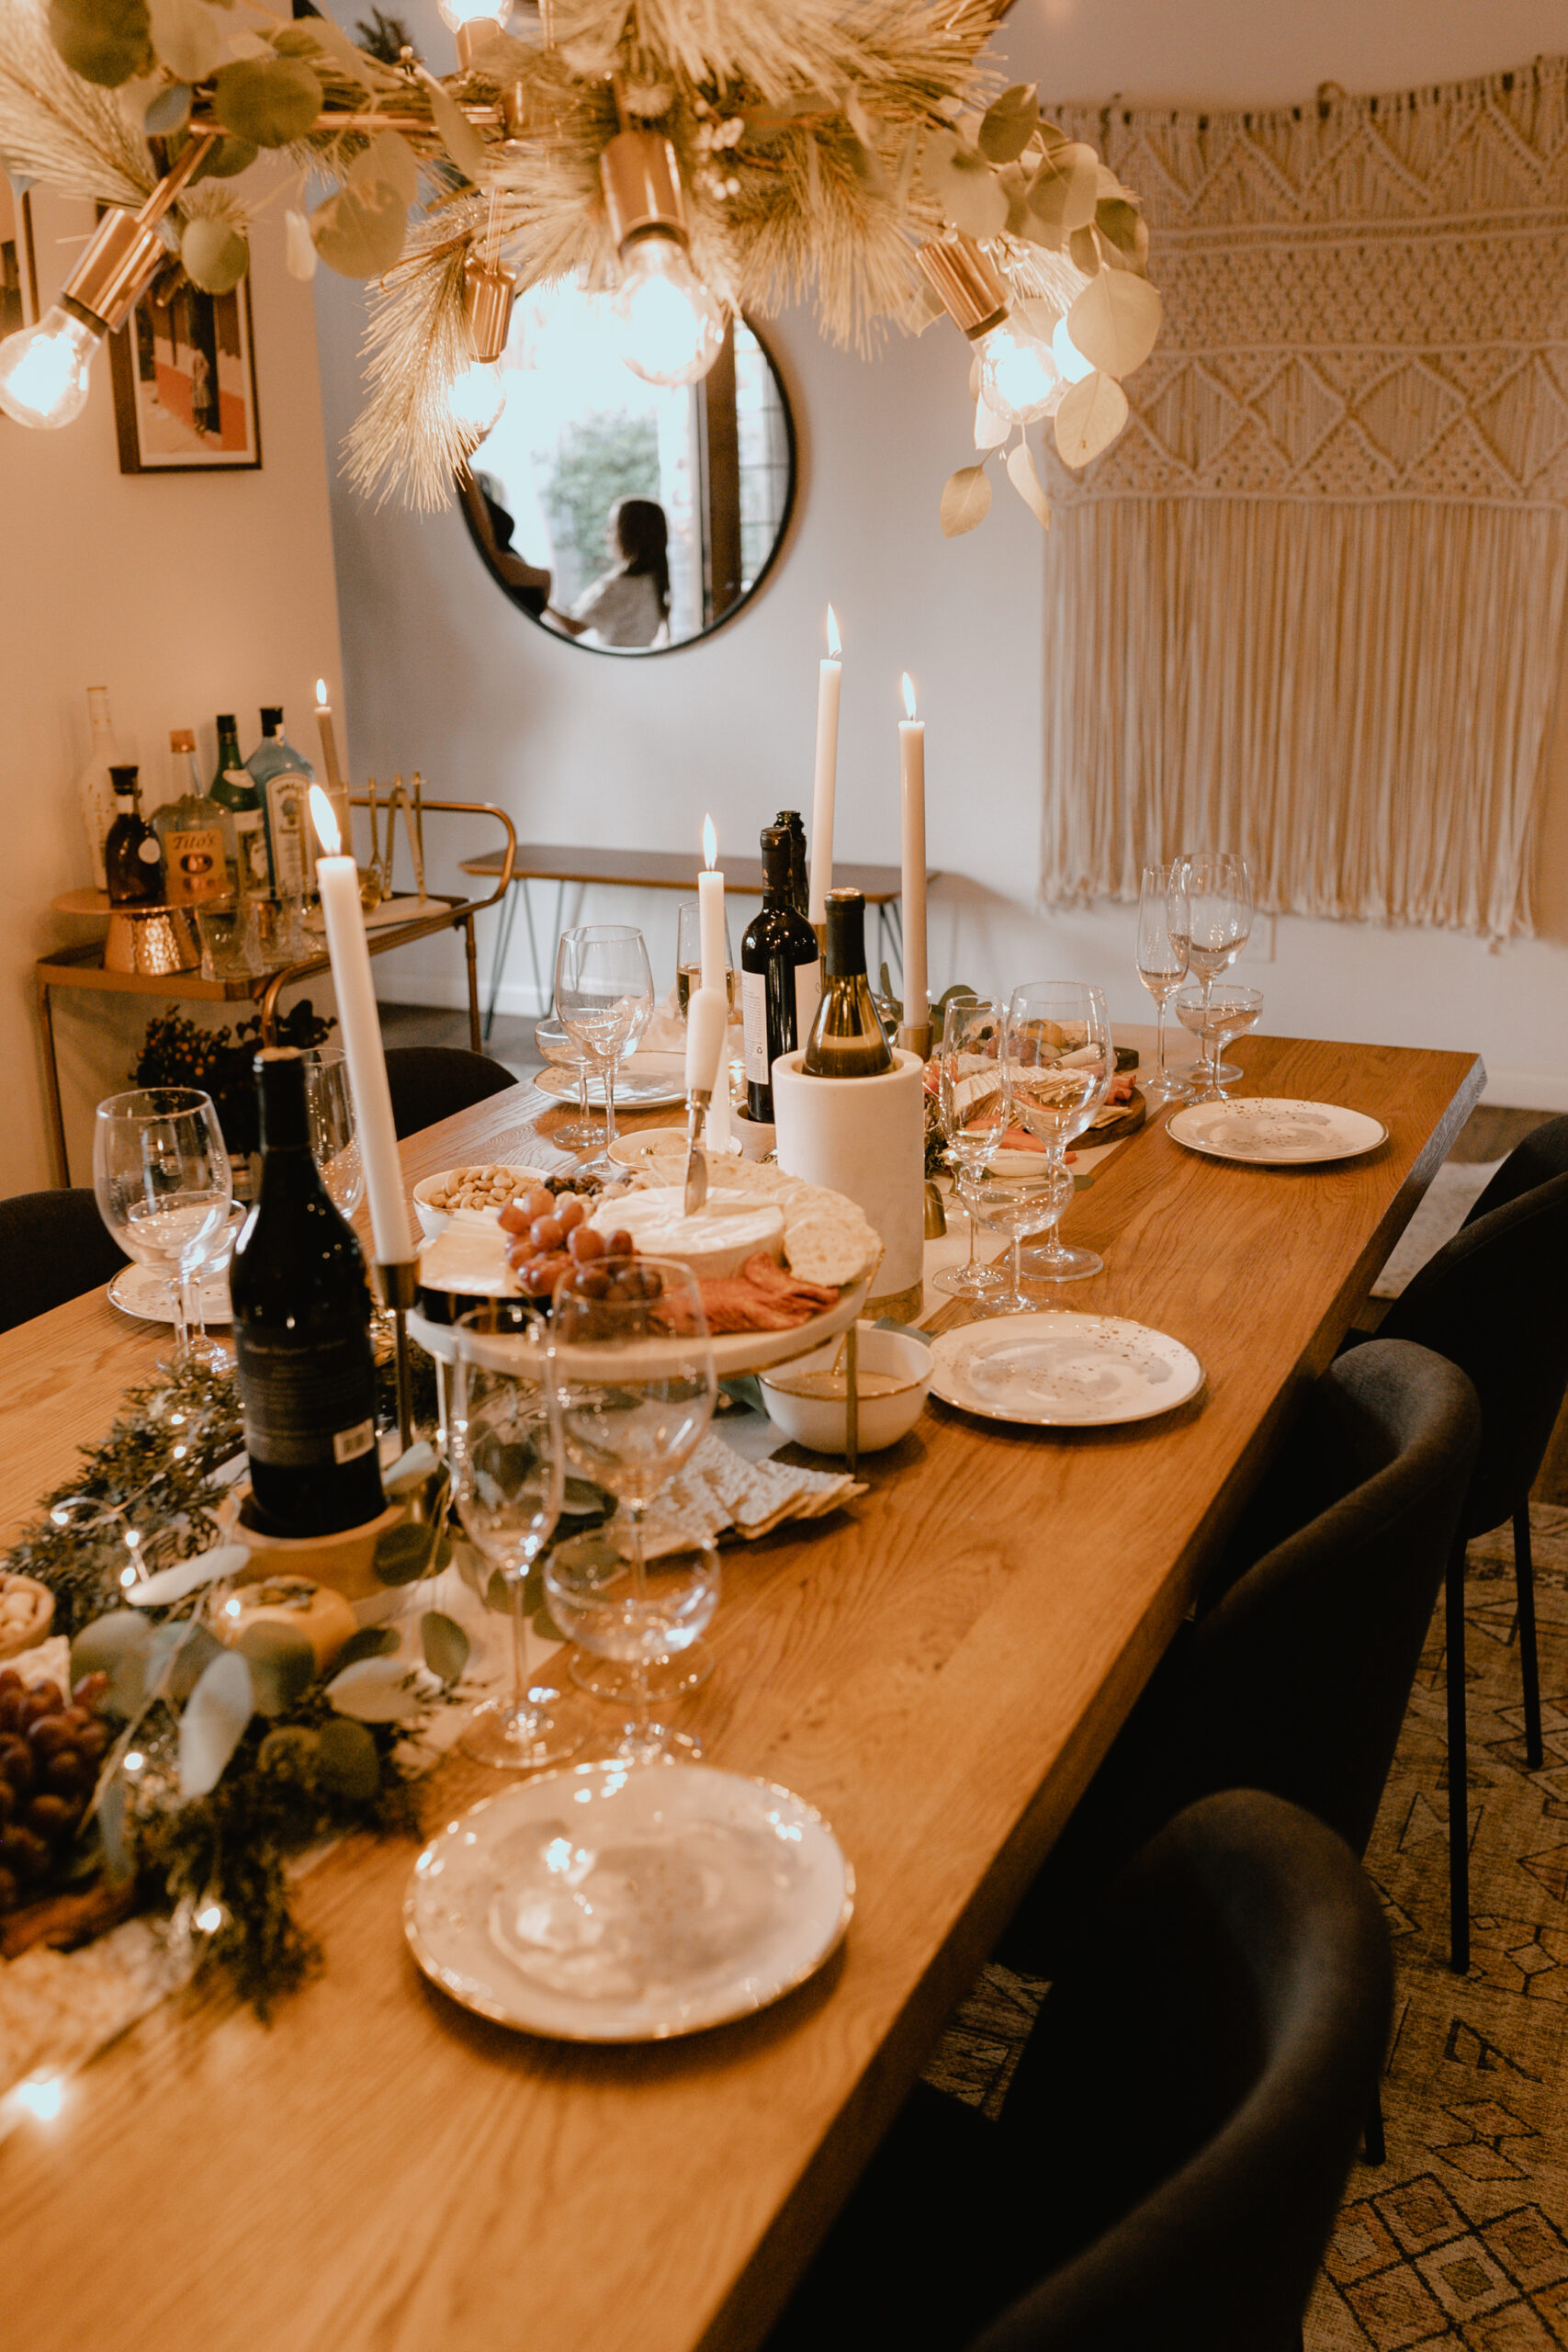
[309,786,413,1266]
[697,814,731,1152]
[808,605,841,925]
[898,673,928,1041]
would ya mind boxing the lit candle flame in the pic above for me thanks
[902,672,918,721]
[703,814,717,870]
[316,677,328,707]
[310,784,342,857]
[826,605,841,661]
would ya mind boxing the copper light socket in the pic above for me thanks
[600,129,687,251]
[464,254,517,361]
[916,235,1010,340]
[65,212,168,336]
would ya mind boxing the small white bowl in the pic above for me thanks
[412,1164,554,1239]
[605,1127,742,1172]
[759,1326,931,1457]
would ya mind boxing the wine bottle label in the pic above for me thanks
[164,824,228,904]
[234,1326,378,1471]
[266,770,310,893]
[795,957,822,1038]
[741,968,769,1082]
[232,808,270,893]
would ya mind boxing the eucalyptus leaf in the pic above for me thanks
[284,208,316,280]
[369,1517,435,1586]
[1006,440,1052,528]
[977,83,1038,164]
[310,177,407,278]
[237,1621,316,1716]
[181,214,248,292]
[1012,296,1062,344]
[1026,141,1100,237]
[350,129,417,207]
[149,1617,222,1703]
[71,1610,152,1718]
[423,71,487,179]
[325,1655,422,1722]
[213,53,321,148]
[177,1647,254,1798]
[1096,198,1148,272]
[124,1541,250,1608]
[49,0,152,87]
[482,1566,511,1614]
[1054,368,1130,467]
[224,30,273,59]
[420,1610,469,1685]
[1068,222,1100,277]
[291,13,380,90]
[316,1715,380,1802]
[96,1767,130,1883]
[144,78,192,134]
[919,130,1008,242]
[1066,269,1161,379]
[335,1624,402,1668]
[973,393,1009,453]
[191,132,256,179]
[939,462,993,537]
[147,0,223,82]
[532,1603,568,1645]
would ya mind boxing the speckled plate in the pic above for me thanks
[1166,1098,1388,1166]
[107,1262,231,1326]
[930,1311,1204,1428]
[405,1761,853,2041]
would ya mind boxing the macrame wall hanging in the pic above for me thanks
[1044,59,1568,941]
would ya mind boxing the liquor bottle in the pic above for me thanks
[774,808,810,920]
[209,713,270,899]
[104,765,165,906]
[74,685,118,892]
[154,729,237,906]
[741,825,822,1121]
[801,888,894,1079]
[230,1047,386,1538]
[246,706,315,897]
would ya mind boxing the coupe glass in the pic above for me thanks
[932,996,1010,1299]
[535,1014,600,1152]
[1176,983,1263,1102]
[554,922,655,1174]
[675,900,736,1018]
[547,1530,720,1766]
[301,1046,364,1217]
[1173,852,1252,1083]
[549,1257,717,1763]
[1004,983,1114,1282]
[93,1088,231,1371]
[1136,865,1192,1106]
[449,1303,581,1771]
[976,1169,1074,1315]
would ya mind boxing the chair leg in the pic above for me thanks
[1447,1535,1471,1975]
[1364,2083,1386,2166]
[1514,1504,1544,1772]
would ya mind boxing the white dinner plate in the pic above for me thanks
[108,1263,232,1327]
[536,1053,687,1111]
[405,1761,853,2041]
[1166,1098,1389,1166]
[929,1311,1204,1428]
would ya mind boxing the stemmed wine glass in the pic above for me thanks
[301,1045,364,1217]
[1135,865,1192,1106]
[676,901,735,1017]
[1175,983,1264,1102]
[975,1170,1072,1316]
[554,923,655,1175]
[535,1014,600,1152]
[1005,983,1114,1282]
[548,1258,717,1764]
[932,997,1010,1300]
[93,1088,231,1372]
[449,1303,582,1771]
[1172,852,1252,1084]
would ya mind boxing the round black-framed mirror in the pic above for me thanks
[457,285,796,658]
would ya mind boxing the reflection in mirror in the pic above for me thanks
[457,281,795,655]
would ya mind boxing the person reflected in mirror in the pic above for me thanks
[460,468,551,616]
[547,498,671,650]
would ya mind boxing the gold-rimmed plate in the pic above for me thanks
[930,1311,1204,1428]
[1166,1098,1388,1165]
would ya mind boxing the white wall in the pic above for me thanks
[318,0,1568,1105]
[2,182,344,1191]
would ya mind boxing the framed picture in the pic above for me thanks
[1,178,39,341]
[107,270,261,472]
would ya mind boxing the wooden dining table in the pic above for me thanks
[0,1030,1482,2352]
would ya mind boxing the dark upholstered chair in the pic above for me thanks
[1370,1147,1568,1969]
[765,1792,1391,2352]
[383,1046,516,1140]
[999,1340,1477,1991]
[0,1190,129,1332]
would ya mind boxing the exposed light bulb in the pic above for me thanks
[0,305,100,430]
[448,359,505,441]
[612,231,725,388]
[1052,313,1094,386]
[974,316,1061,425]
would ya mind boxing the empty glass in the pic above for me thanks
[1135,865,1192,1106]
[300,1046,363,1218]
[1004,983,1114,1282]
[976,1170,1074,1315]
[449,1303,581,1771]
[535,1013,600,1152]
[1172,852,1252,1083]
[932,996,1010,1299]
[1175,983,1264,1101]
[547,1530,720,1767]
[93,1088,231,1370]
[554,922,655,1173]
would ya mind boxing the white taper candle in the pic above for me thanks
[309,786,413,1265]
[808,605,841,925]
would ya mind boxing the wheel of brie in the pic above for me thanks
[586,1187,786,1279]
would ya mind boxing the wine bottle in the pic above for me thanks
[802,888,894,1079]
[230,1047,386,1538]
[246,706,315,897]
[209,714,270,899]
[75,685,118,892]
[741,825,822,1120]
[774,808,810,921]
[104,765,164,906]
[154,729,237,906]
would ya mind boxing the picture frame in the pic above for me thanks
[0,177,39,342]
[107,269,261,473]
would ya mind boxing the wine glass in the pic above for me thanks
[1004,983,1114,1282]
[554,923,655,1174]
[186,1203,244,1374]
[1173,853,1252,1084]
[301,1046,363,1217]
[93,1088,231,1371]
[932,997,1010,1299]
[535,1014,600,1152]
[547,1530,720,1766]
[676,901,735,1018]
[975,1169,1075,1315]
[549,1257,717,1763]
[449,1303,582,1771]
[1136,865,1192,1107]
[1175,983,1264,1102]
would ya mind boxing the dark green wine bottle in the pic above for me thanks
[741,826,822,1120]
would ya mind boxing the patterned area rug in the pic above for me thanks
[923,1508,1568,2346]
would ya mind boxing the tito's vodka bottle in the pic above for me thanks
[155,729,236,906]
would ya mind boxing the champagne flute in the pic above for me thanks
[676,901,735,1018]
[1173,852,1252,1084]
[554,923,655,1175]
[93,1088,231,1372]
[1136,865,1192,1107]
[1004,984,1114,1282]
[449,1303,581,1770]
[1175,983,1264,1102]
[549,1257,716,1763]
[932,996,1010,1299]
[301,1046,364,1217]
